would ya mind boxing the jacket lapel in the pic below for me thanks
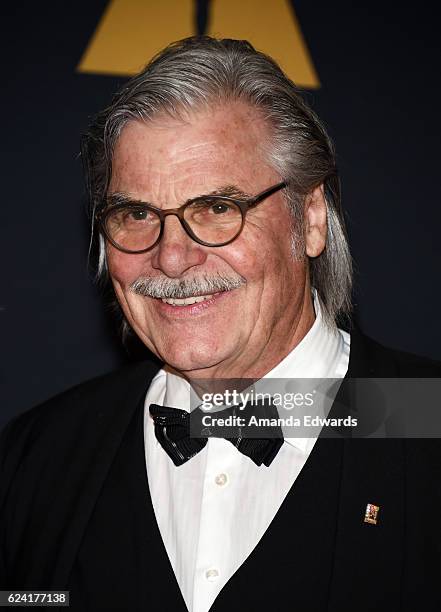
[68,391,188,611]
[50,361,162,587]
[328,326,405,609]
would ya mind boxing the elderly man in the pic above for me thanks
[1,36,440,611]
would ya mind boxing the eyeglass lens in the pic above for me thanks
[105,198,243,251]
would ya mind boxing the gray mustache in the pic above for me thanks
[130,274,246,299]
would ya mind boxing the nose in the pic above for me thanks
[150,214,208,277]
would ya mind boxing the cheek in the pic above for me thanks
[217,224,279,281]
[107,247,151,287]
[225,230,291,287]
[228,206,295,279]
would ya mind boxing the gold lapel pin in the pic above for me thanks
[364,503,380,525]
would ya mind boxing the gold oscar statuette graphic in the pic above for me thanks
[77,0,319,88]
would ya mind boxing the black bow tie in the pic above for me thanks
[149,403,284,467]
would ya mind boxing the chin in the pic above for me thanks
[155,339,228,375]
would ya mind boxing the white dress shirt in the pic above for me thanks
[144,293,350,612]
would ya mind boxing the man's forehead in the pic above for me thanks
[113,101,270,157]
[109,103,274,199]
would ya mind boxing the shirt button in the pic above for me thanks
[205,568,219,582]
[214,473,228,486]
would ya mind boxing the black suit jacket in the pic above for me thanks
[1,328,441,611]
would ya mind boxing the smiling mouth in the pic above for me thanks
[160,292,220,306]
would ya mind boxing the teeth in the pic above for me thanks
[161,294,215,306]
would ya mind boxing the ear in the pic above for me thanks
[305,183,327,258]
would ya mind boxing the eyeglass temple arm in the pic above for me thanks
[249,181,288,207]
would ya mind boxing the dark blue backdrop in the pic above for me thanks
[1,1,440,428]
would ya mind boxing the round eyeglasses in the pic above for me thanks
[97,181,288,254]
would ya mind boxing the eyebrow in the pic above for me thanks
[106,185,252,208]
[207,185,252,199]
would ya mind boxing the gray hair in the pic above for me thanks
[82,36,352,331]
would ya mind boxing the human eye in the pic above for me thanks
[110,205,157,228]
[191,199,237,216]
[125,208,150,222]
[209,201,236,215]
